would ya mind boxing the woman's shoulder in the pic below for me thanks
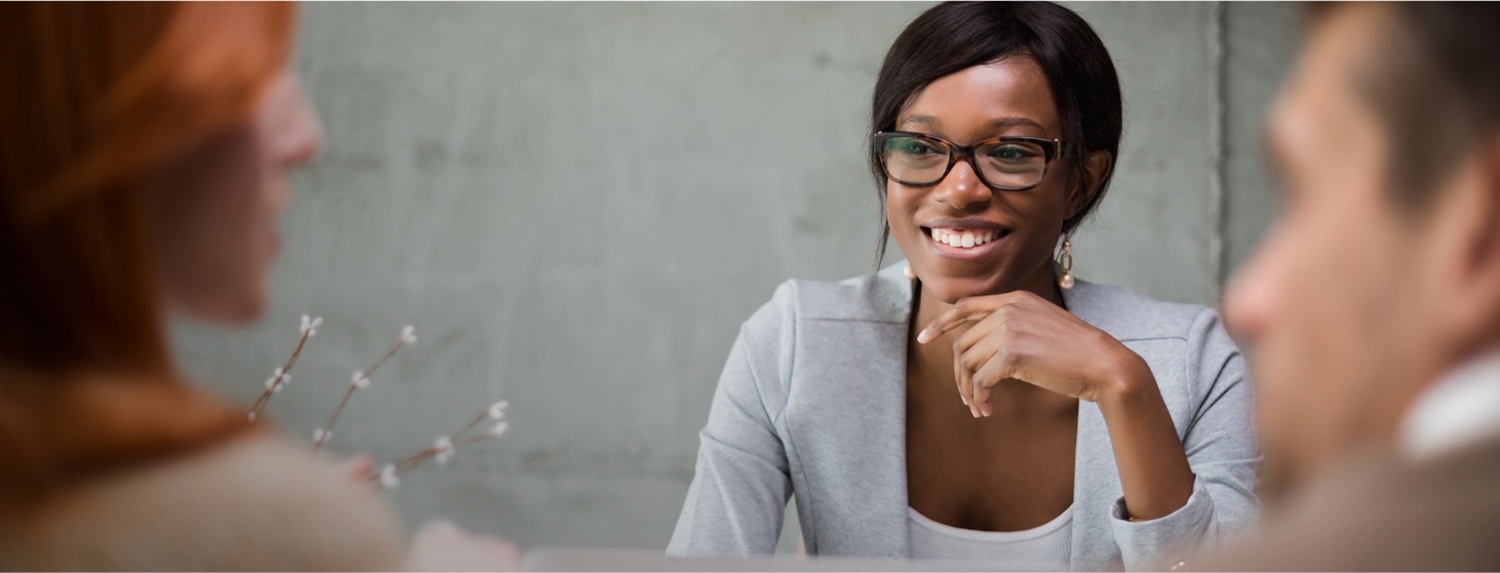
[745,263,912,330]
[0,434,406,570]
[1068,280,1229,346]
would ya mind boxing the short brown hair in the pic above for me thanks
[1312,2,1500,209]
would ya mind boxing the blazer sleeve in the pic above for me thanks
[1109,308,1262,570]
[667,283,796,557]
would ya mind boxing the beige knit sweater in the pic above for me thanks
[0,436,406,571]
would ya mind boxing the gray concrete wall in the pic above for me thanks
[173,1,1301,552]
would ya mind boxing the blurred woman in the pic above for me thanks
[0,3,517,569]
[668,2,1259,570]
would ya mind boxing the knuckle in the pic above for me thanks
[970,370,992,389]
[996,350,1022,370]
[959,352,983,372]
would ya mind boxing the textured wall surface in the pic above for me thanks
[173,1,1301,553]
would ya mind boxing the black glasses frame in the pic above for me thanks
[873,130,1082,191]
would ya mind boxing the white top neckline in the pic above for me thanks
[906,504,1074,569]
[907,505,1075,542]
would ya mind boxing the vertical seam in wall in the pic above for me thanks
[1208,1,1229,294]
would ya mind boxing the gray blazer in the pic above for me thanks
[667,263,1260,571]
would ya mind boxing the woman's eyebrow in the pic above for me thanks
[986,117,1046,132]
[898,115,1047,132]
[899,114,942,129]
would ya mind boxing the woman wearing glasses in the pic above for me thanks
[668,2,1258,570]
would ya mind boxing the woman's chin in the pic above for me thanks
[173,286,270,328]
[919,274,1012,305]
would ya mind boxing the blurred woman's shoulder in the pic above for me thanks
[0,434,406,571]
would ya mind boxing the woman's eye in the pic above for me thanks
[988,144,1037,162]
[897,139,940,155]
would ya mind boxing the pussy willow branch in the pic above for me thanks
[249,322,316,420]
[451,410,492,443]
[374,432,502,479]
[368,403,507,485]
[312,333,412,453]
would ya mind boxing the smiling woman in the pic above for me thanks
[668,2,1260,571]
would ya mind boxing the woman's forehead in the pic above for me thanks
[898,58,1061,139]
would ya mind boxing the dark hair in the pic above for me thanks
[1311,2,1500,210]
[869,1,1122,263]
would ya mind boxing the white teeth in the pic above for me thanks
[930,228,999,249]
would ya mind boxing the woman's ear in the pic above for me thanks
[1070,150,1114,218]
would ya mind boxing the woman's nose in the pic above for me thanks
[282,83,324,170]
[931,159,991,210]
[265,73,324,170]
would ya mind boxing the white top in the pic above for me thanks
[1402,351,1500,460]
[907,505,1073,571]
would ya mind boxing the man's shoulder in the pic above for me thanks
[1200,438,1500,571]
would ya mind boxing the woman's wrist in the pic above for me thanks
[1093,344,1197,520]
[1093,343,1156,408]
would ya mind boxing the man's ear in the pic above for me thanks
[1432,134,1500,349]
[1071,150,1114,218]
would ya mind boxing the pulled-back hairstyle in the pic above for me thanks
[869,1,1122,262]
[0,2,296,500]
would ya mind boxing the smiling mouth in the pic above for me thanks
[922,226,1009,249]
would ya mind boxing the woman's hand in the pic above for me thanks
[917,289,1197,520]
[916,289,1150,417]
[336,453,377,490]
[407,521,524,572]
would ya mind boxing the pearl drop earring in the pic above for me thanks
[903,263,916,280]
[1058,239,1075,290]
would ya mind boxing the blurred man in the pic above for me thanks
[1206,2,1500,570]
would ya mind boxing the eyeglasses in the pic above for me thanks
[873,131,1081,191]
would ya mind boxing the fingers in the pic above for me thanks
[952,313,1006,416]
[337,453,377,493]
[919,291,1041,344]
[341,453,376,479]
[969,350,1017,417]
[953,343,980,418]
[956,333,1002,418]
[917,298,992,344]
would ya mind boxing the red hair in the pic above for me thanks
[0,2,297,501]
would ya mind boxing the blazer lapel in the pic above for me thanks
[783,263,914,557]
